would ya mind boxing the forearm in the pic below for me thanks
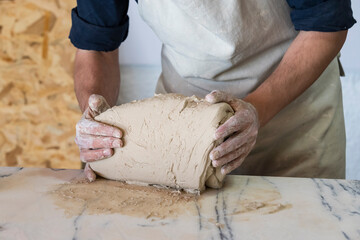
[74,49,120,112]
[244,30,347,127]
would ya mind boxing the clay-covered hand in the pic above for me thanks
[205,90,259,175]
[75,94,123,182]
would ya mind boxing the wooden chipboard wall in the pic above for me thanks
[0,0,81,169]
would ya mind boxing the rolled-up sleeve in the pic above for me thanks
[69,0,130,52]
[287,0,356,32]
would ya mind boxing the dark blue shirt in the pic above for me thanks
[69,0,356,52]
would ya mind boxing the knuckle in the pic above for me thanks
[226,156,236,165]
[236,147,244,155]
[211,90,220,96]
[74,136,82,147]
[75,122,82,132]
[89,94,101,104]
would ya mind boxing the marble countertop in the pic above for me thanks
[0,167,359,240]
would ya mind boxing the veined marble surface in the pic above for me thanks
[0,167,359,240]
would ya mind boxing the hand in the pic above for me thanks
[75,94,123,182]
[205,90,259,175]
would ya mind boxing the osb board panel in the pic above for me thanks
[0,0,81,169]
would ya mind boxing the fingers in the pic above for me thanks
[75,135,123,149]
[212,146,246,168]
[210,128,255,160]
[212,139,256,167]
[84,163,96,182]
[205,91,259,174]
[205,90,233,104]
[216,106,259,139]
[80,148,113,163]
[76,119,122,138]
[221,156,246,175]
[206,91,257,141]
[214,114,247,140]
[88,94,111,117]
[76,95,120,170]
[76,97,122,164]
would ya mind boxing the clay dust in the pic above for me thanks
[50,177,199,220]
[49,176,291,221]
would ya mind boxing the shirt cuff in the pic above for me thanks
[69,8,129,52]
[290,0,357,32]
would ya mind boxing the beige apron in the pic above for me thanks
[138,0,346,178]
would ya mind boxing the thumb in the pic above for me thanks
[205,90,233,104]
[85,163,96,182]
[88,94,111,117]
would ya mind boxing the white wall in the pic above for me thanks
[341,0,360,72]
[118,0,161,65]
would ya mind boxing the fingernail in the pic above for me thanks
[206,96,215,103]
[112,139,121,148]
[212,160,219,167]
[103,149,112,156]
[210,151,219,160]
[114,131,121,138]
[88,175,96,182]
